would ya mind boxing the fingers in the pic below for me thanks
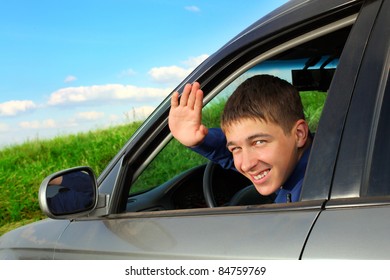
[175,82,202,109]
[179,83,192,107]
[187,82,201,109]
[193,87,203,112]
[171,91,179,108]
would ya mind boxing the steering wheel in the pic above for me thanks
[202,161,218,208]
[202,161,276,207]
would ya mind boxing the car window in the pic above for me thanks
[130,65,329,195]
[129,22,355,205]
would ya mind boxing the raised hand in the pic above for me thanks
[168,82,208,147]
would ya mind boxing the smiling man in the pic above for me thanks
[169,75,312,203]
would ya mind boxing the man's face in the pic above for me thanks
[225,118,301,196]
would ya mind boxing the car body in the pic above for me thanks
[1,0,390,259]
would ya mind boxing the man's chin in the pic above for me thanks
[254,184,277,197]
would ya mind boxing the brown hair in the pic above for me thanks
[221,74,305,134]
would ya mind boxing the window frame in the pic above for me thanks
[328,0,390,202]
[107,1,366,214]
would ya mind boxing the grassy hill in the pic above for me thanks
[0,122,142,235]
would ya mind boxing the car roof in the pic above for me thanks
[214,0,362,55]
[229,0,359,44]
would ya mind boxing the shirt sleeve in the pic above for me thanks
[190,128,235,170]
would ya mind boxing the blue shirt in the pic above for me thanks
[274,146,310,203]
[191,128,311,203]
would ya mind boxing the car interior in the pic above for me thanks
[126,24,354,213]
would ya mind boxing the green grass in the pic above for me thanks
[301,91,327,132]
[0,91,325,236]
[0,122,142,236]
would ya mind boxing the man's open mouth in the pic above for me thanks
[253,169,270,180]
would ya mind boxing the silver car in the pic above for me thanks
[1,0,390,259]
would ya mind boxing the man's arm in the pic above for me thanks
[191,128,235,170]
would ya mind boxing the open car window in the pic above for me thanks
[127,19,355,211]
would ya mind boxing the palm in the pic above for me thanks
[169,82,208,147]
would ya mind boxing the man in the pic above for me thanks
[168,75,312,203]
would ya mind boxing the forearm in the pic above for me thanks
[190,128,235,170]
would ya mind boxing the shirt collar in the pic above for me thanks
[281,144,311,192]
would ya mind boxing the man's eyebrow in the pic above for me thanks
[248,133,272,140]
[226,141,235,148]
[226,133,272,147]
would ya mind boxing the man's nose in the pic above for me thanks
[240,148,258,172]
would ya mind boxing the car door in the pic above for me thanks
[302,0,390,259]
[52,0,369,259]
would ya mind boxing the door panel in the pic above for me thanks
[55,205,320,259]
[302,205,390,259]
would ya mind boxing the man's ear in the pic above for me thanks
[294,119,309,148]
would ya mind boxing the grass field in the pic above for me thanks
[0,122,142,236]
[0,91,326,236]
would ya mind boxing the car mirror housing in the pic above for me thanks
[38,166,98,219]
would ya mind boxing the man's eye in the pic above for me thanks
[255,140,265,145]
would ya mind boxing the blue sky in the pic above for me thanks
[0,0,288,148]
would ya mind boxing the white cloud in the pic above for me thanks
[185,6,200,12]
[148,54,209,84]
[183,54,209,68]
[0,54,211,147]
[0,100,37,116]
[148,65,191,84]
[108,114,120,122]
[47,84,170,106]
[123,106,156,122]
[0,123,9,133]
[64,75,77,83]
[19,119,57,129]
[76,111,105,121]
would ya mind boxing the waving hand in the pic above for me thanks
[168,82,208,147]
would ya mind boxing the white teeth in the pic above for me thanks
[254,170,269,180]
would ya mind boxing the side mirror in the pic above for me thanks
[38,166,98,219]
